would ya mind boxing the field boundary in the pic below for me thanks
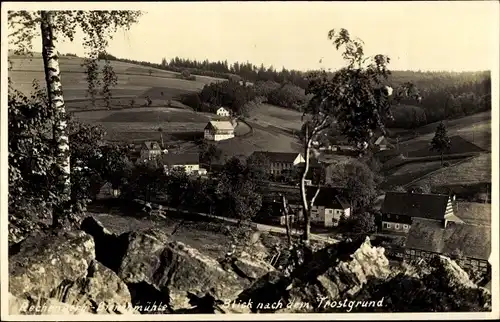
[236,118,254,138]
[402,155,477,188]
[382,152,482,172]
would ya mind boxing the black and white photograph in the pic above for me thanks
[1,1,498,319]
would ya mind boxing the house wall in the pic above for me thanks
[298,205,349,227]
[445,197,454,217]
[164,163,200,175]
[214,132,234,141]
[381,220,411,233]
[270,161,294,175]
[140,149,161,161]
[217,108,230,117]
[205,129,234,141]
[293,154,305,165]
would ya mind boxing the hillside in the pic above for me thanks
[8,56,226,108]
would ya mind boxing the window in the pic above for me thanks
[410,250,415,255]
[403,224,409,230]
[386,223,392,229]
[395,224,400,229]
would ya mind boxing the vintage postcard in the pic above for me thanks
[1,1,498,320]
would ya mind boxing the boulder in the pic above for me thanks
[232,251,275,281]
[9,230,95,300]
[116,228,248,311]
[9,229,134,314]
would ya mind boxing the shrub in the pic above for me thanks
[443,161,450,167]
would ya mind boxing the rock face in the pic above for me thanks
[236,237,492,313]
[80,217,275,312]
[116,229,249,311]
[9,229,133,315]
[9,216,491,315]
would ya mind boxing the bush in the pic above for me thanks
[443,161,450,167]
[180,93,202,111]
[266,84,308,110]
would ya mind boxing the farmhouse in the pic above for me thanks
[404,218,491,273]
[209,106,231,117]
[374,135,390,151]
[293,186,351,227]
[140,141,163,161]
[96,182,121,200]
[161,153,206,176]
[249,151,305,176]
[380,192,463,234]
[204,120,235,141]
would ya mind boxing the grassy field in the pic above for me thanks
[382,159,464,189]
[394,111,491,153]
[9,56,225,108]
[247,103,303,133]
[72,107,210,143]
[10,56,303,157]
[412,153,491,187]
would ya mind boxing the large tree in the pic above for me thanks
[8,10,142,228]
[430,121,451,165]
[299,28,421,245]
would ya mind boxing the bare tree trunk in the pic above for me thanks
[300,136,312,245]
[41,11,71,228]
[282,195,292,247]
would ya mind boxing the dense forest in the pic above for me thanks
[85,53,492,129]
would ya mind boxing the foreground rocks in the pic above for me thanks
[8,215,492,315]
[9,230,134,314]
[81,216,275,312]
[236,237,491,313]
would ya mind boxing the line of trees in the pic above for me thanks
[109,54,491,127]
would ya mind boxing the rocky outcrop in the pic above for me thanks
[9,216,490,315]
[9,229,134,315]
[116,229,249,311]
[80,217,275,312]
[236,237,491,313]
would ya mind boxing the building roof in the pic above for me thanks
[161,153,200,166]
[142,141,161,150]
[305,186,350,209]
[381,192,450,220]
[251,151,303,163]
[374,135,388,145]
[405,219,491,261]
[205,120,234,131]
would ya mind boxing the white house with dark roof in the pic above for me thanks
[161,153,206,175]
[374,135,390,151]
[204,120,235,141]
[380,192,463,234]
[290,186,351,227]
[210,106,231,117]
[140,141,163,161]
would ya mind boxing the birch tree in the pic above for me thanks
[8,10,142,228]
[299,28,421,245]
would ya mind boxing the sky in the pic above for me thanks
[5,1,500,72]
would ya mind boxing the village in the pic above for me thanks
[96,102,491,289]
[6,4,495,316]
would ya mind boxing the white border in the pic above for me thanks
[1,1,499,321]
